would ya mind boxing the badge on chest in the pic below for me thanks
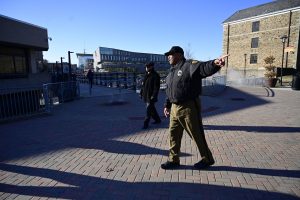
[177,70,183,77]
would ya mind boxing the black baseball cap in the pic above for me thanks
[164,46,184,56]
[145,61,154,67]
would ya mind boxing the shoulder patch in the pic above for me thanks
[191,60,199,64]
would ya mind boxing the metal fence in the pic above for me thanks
[202,75,227,87]
[202,75,227,96]
[77,72,227,90]
[42,81,80,112]
[227,77,266,87]
[0,81,79,122]
[0,87,45,122]
[77,72,137,90]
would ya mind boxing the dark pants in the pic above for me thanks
[144,102,161,125]
[168,99,214,163]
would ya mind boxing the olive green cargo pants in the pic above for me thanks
[168,98,214,163]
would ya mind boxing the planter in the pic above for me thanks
[265,78,278,87]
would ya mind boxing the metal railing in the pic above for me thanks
[77,72,227,91]
[0,87,45,122]
[43,81,80,112]
[77,72,137,90]
[0,81,79,122]
[227,77,266,87]
[202,75,226,87]
[202,75,227,96]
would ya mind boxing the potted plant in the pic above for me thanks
[263,56,278,87]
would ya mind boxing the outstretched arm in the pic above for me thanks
[192,55,229,78]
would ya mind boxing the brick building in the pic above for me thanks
[223,0,300,78]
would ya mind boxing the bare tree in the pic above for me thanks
[184,43,194,60]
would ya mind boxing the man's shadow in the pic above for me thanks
[204,125,300,133]
[177,165,300,179]
[0,163,298,200]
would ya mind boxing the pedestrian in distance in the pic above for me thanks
[140,62,162,129]
[87,69,94,88]
[161,46,228,170]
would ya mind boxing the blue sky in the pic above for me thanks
[0,0,272,64]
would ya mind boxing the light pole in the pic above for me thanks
[68,51,74,81]
[60,57,65,81]
[55,61,58,74]
[244,53,247,78]
[280,35,288,86]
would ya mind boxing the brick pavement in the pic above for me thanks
[0,86,299,199]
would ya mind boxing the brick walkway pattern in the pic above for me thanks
[0,86,299,199]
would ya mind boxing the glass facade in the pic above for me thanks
[77,54,93,70]
[93,46,170,72]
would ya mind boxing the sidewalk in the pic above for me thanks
[0,85,299,199]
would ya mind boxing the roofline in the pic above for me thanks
[0,14,47,30]
[76,53,93,57]
[97,46,165,56]
[223,6,300,25]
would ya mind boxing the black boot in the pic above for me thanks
[161,161,180,169]
[142,122,149,129]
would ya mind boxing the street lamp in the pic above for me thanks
[280,35,288,86]
[61,57,65,81]
[244,53,247,78]
[68,51,74,80]
[55,61,59,74]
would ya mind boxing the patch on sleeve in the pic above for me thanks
[191,60,199,64]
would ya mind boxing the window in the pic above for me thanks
[0,46,27,77]
[252,21,260,32]
[251,37,259,48]
[14,56,26,73]
[250,54,258,64]
[0,55,14,73]
[0,55,27,76]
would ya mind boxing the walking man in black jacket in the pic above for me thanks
[161,46,228,170]
[140,62,161,129]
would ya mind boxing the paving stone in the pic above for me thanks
[0,86,299,199]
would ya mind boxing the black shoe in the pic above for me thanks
[152,120,161,124]
[161,161,180,169]
[194,159,215,170]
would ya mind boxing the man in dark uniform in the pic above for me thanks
[140,62,161,129]
[161,46,227,170]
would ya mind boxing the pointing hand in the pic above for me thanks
[214,54,229,67]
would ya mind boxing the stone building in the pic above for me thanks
[223,0,300,78]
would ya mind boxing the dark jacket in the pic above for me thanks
[140,70,160,103]
[164,58,220,108]
[87,70,94,81]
